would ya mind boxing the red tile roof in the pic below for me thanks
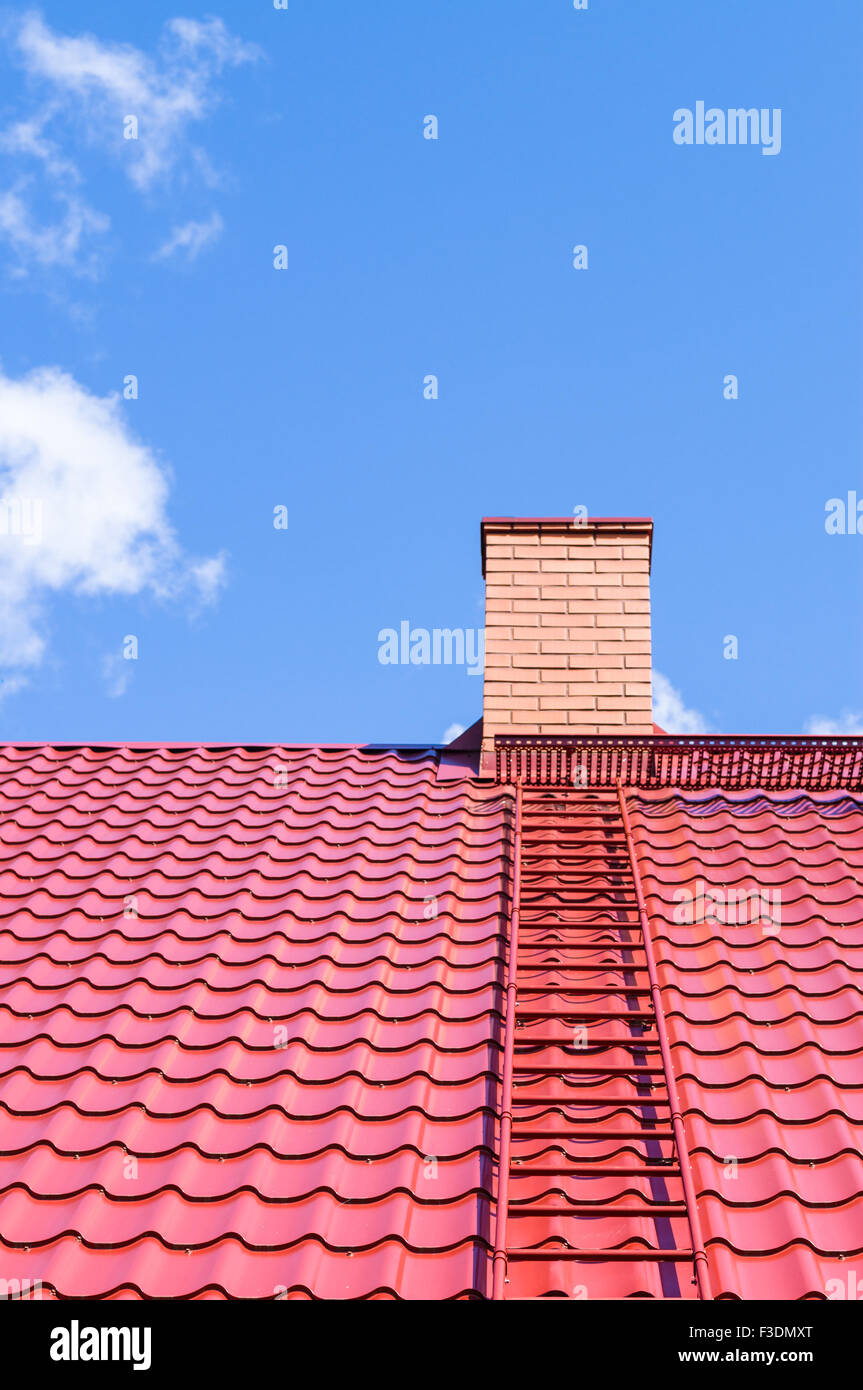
[1,743,860,1300]
[630,790,863,1300]
[0,744,510,1299]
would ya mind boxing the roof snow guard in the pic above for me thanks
[494,734,863,791]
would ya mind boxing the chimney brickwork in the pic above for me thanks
[481,517,654,768]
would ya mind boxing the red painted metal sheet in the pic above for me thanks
[0,744,510,1300]
[3,742,860,1302]
[629,790,863,1301]
[495,735,863,792]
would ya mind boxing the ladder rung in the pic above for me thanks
[510,1164,681,1177]
[518,922,643,930]
[523,895,638,904]
[511,1126,674,1140]
[511,956,644,967]
[513,1063,666,1076]
[516,957,648,966]
[514,1017,650,1028]
[517,985,649,996]
[520,857,630,866]
[509,1203,686,1218]
[517,939,646,948]
[515,1037,658,1050]
[507,1247,694,1263]
[516,1010,656,1023]
[514,973,650,989]
[512,1093,670,1106]
[522,860,631,867]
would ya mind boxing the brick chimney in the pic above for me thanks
[480,517,653,770]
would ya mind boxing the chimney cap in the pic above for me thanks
[480,516,653,577]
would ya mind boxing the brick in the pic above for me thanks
[485,695,538,711]
[512,652,568,669]
[541,695,597,710]
[595,559,647,574]
[485,559,539,576]
[535,641,572,657]
[515,681,565,697]
[567,600,624,615]
[589,708,626,725]
[566,653,605,670]
[511,708,545,725]
[597,695,652,711]
[485,638,539,654]
[513,599,566,614]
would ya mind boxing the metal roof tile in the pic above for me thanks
[630,790,863,1300]
[0,744,508,1299]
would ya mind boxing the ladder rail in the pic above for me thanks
[491,780,523,1299]
[615,778,713,1301]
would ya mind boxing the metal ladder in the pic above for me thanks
[491,781,711,1300]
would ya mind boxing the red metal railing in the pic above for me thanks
[616,780,712,1299]
[491,781,522,1300]
[495,735,863,791]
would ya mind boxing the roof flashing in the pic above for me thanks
[494,733,863,791]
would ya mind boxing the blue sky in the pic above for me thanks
[0,0,860,744]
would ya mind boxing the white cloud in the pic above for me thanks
[154,211,223,262]
[442,723,466,744]
[803,711,863,736]
[652,671,712,734]
[0,673,29,703]
[0,109,79,181]
[101,650,132,698]
[0,365,226,674]
[188,554,227,605]
[0,181,108,274]
[12,12,259,190]
[0,12,258,273]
